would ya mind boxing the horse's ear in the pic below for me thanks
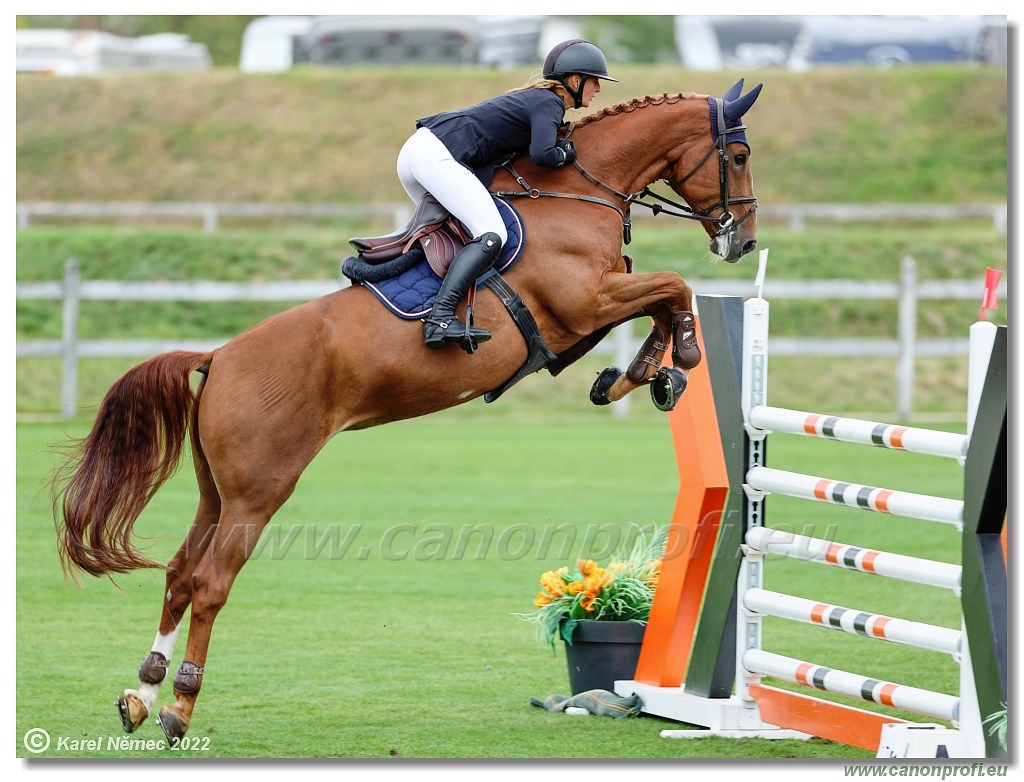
[722,78,744,102]
[723,82,763,122]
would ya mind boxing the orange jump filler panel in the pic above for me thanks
[634,319,728,688]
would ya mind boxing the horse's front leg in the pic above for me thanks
[646,308,701,410]
[588,269,701,412]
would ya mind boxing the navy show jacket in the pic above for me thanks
[416,88,568,177]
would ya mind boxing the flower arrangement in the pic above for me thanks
[519,526,667,649]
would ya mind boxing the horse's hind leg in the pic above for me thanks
[117,470,221,733]
[156,491,298,744]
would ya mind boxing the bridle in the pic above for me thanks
[493,98,757,246]
[651,98,758,235]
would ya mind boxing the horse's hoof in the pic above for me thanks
[590,367,622,406]
[157,705,189,747]
[116,691,149,733]
[651,367,687,412]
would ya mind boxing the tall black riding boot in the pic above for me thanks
[423,232,501,353]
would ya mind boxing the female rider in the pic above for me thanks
[396,39,617,352]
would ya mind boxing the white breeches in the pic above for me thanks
[396,127,508,245]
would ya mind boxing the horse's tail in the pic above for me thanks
[52,350,213,578]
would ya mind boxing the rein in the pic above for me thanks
[492,99,757,245]
[494,156,638,243]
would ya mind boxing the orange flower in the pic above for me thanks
[583,570,604,597]
[538,567,569,598]
[534,591,554,607]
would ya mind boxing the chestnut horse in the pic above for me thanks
[52,79,761,745]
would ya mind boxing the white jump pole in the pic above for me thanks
[747,405,967,461]
[743,649,960,722]
[744,527,962,592]
[745,466,963,527]
[743,588,963,655]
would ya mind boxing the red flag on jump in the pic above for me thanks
[980,267,1002,321]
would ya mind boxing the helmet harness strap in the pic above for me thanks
[563,74,588,110]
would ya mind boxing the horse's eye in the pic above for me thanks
[734,154,747,166]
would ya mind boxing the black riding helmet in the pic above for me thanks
[543,39,617,109]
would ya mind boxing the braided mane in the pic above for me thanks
[573,92,708,128]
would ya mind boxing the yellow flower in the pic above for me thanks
[539,568,568,598]
[646,558,662,588]
[602,561,624,585]
[582,569,604,596]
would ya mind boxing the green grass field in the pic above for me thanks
[16,406,966,760]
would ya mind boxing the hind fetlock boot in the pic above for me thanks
[423,232,502,353]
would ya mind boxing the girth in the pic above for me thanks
[481,274,558,403]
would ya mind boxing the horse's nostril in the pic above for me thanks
[741,239,757,256]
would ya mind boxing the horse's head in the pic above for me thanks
[664,79,762,263]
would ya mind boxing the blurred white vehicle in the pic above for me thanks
[787,15,993,71]
[674,15,1000,72]
[16,28,211,76]
[239,16,314,73]
[239,15,580,71]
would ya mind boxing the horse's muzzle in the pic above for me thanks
[710,227,757,263]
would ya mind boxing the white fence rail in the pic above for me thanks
[16,257,1005,419]
[16,201,1008,233]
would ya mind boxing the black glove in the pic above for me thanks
[556,139,577,167]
